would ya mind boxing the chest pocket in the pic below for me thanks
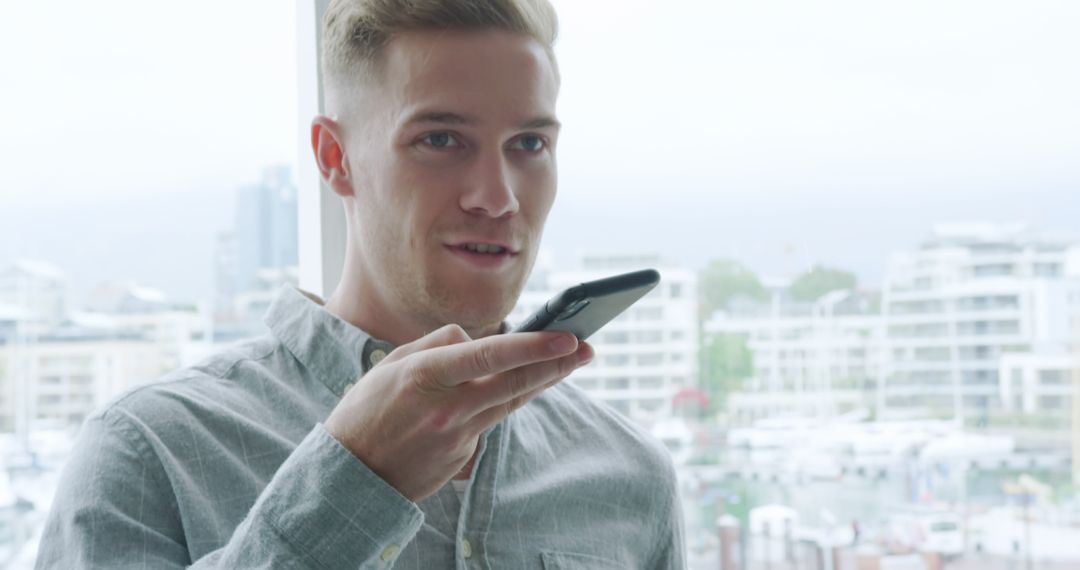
[540,551,627,569]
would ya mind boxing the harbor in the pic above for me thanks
[666,416,1080,569]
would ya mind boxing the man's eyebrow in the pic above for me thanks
[520,116,561,131]
[403,111,561,131]
[405,111,474,126]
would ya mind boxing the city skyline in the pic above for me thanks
[7,220,1077,435]
[3,173,1079,310]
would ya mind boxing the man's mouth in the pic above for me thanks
[459,243,509,254]
[445,241,519,269]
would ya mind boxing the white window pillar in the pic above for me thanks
[296,0,347,299]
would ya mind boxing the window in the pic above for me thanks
[958,345,994,361]
[606,400,631,416]
[572,378,599,390]
[1033,263,1062,277]
[604,354,631,367]
[9,2,1079,569]
[972,263,1015,277]
[913,347,950,361]
[1039,370,1067,385]
[603,331,630,344]
[637,353,664,366]
[638,376,664,390]
[633,331,663,343]
[636,306,663,320]
[639,398,665,412]
[1038,396,1064,410]
[71,375,94,385]
[961,370,999,385]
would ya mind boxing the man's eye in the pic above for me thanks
[421,132,461,148]
[510,135,545,152]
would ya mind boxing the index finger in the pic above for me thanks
[379,324,472,367]
[411,330,579,388]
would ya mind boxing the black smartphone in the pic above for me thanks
[513,269,661,340]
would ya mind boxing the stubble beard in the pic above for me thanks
[387,247,532,337]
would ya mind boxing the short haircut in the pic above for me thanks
[321,0,559,89]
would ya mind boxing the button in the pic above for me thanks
[342,382,355,396]
[380,544,400,562]
[369,348,388,367]
[461,539,473,559]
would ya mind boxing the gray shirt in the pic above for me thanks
[36,285,685,569]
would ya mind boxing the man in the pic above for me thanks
[37,0,685,568]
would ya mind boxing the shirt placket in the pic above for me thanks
[455,420,503,570]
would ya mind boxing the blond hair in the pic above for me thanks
[322,0,559,88]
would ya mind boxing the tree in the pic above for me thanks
[700,332,754,413]
[698,258,767,321]
[788,264,856,302]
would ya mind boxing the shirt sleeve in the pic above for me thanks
[35,414,424,569]
[649,457,688,570]
[654,495,688,570]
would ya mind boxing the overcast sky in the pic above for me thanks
[2,0,1079,304]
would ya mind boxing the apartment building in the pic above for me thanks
[1073,291,1080,485]
[0,280,209,433]
[880,223,1080,421]
[705,285,882,423]
[510,253,698,426]
[704,223,1080,425]
[0,260,68,334]
[15,335,174,430]
[998,352,1073,424]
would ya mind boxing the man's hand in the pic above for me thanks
[324,324,593,502]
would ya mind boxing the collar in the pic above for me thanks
[263,285,395,398]
[263,284,513,397]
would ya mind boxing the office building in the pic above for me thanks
[880,223,1080,421]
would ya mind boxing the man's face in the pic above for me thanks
[340,30,560,332]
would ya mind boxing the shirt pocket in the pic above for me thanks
[540,550,627,569]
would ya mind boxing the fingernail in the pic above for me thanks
[577,345,594,365]
[550,333,577,354]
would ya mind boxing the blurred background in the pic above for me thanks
[1,0,1078,568]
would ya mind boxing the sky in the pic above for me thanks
[2,0,1079,305]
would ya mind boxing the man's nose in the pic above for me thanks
[459,149,519,218]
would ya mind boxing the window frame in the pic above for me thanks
[296,0,346,299]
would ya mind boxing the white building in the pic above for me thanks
[510,253,698,426]
[704,223,1080,426]
[9,335,175,431]
[998,352,1073,423]
[1072,297,1080,486]
[0,282,210,434]
[0,260,69,334]
[880,223,1080,422]
[705,284,882,423]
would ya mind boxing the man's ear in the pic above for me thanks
[311,116,354,199]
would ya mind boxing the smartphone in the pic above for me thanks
[513,269,661,340]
